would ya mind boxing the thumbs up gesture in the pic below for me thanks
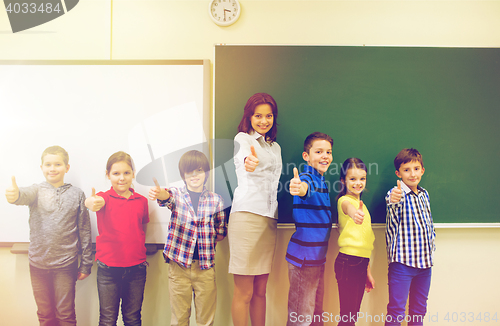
[352,200,365,225]
[244,146,259,172]
[149,178,161,200]
[5,176,20,203]
[85,187,105,212]
[149,178,170,201]
[390,180,403,203]
[290,168,302,196]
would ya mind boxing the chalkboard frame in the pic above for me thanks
[214,45,500,225]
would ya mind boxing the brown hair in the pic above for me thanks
[303,132,334,154]
[336,157,367,201]
[394,148,423,171]
[178,150,210,184]
[41,146,69,165]
[106,151,135,175]
[237,93,278,143]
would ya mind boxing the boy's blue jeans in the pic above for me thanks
[29,260,78,326]
[334,252,369,326]
[385,262,432,326]
[287,262,325,326]
[97,260,147,326]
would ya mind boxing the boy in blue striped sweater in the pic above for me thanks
[385,148,436,326]
[286,132,334,326]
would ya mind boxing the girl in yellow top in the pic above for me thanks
[335,158,375,326]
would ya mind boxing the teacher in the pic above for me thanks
[228,93,282,326]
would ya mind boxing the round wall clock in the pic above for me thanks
[209,0,241,27]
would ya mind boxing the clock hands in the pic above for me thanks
[224,8,231,21]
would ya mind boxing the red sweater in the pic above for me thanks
[96,187,149,267]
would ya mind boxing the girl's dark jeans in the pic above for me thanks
[334,252,369,326]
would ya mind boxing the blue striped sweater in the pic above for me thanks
[286,165,332,267]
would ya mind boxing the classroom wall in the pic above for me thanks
[1,1,499,325]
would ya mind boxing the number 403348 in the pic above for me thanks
[5,2,62,14]
[443,312,498,323]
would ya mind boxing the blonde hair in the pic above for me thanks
[41,146,69,165]
[105,151,135,175]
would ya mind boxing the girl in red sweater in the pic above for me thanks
[86,151,149,326]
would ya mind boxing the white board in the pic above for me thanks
[0,60,209,244]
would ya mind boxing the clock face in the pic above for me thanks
[209,0,240,26]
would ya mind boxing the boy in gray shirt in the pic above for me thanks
[5,146,92,326]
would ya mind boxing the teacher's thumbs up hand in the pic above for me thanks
[149,178,170,201]
[352,200,365,225]
[244,146,259,172]
[85,187,105,212]
[289,168,302,196]
[390,180,403,203]
[5,176,20,203]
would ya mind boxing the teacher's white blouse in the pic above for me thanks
[230,131,282,219]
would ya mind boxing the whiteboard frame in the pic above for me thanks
[0,59,211,244]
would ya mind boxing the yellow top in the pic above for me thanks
[337,195,375,258]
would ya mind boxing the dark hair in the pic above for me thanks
[394,148,423,171]
[41,145,69,165]
[237,93,278,143]
[303,132,334,154]
[178,150,210,184]
[106,151,135,175]
[335,157,367,201]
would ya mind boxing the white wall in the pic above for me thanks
[1,1,499,325]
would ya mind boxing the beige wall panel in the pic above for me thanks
[0,0,111,59]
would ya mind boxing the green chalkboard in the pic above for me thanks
[214,45,500,224]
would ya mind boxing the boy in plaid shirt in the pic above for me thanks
[149,150,226,326]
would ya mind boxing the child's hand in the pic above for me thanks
[365,271,375,293]
[289,168,302,196]
[353,200,365,225]
[390,180,403,203]
[77,272,89,281]
[5,176,19,204]
[149,178,170,201]
[149,178,161,200]
[244,146,259,172]
[86,188,105,212]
